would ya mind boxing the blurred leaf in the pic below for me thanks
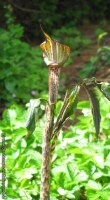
[66,163,75,181]
[98,32,107,46]
[12,128,27,141]
[57,187,66,195]
[93,154,104,169]
[86,190,100,200]
[87,180,102,190]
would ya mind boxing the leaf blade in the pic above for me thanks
[85,84,101,138]
[26,99,40,135]
[52,85,80,137]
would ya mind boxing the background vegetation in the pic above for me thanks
[1,0,110,42]
[0,98,110,199]
[0,1,110,199]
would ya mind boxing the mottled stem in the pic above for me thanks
[49,65,61,104]
[40,104,54,200]
[40,65,60,200]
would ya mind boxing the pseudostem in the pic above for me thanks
[40,28,70,200]
[40,66,60,200]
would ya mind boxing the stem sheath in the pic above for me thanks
[49,65,60,104]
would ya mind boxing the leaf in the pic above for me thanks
[86,190,100,200]
[98,32,107,46]
[66,163,75,181]
[50,196,58,200]
[100,190,110,200]
[50,85,80,156]
[2,108,16,126]
[84,83,101,138]
[57,187,66,195]
[93,154,104,169]
[53,85,80,134]
[26,99,40,135]
[87,180,102,190]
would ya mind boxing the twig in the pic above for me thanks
[7,0,39,13]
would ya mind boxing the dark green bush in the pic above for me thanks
[1,1,110,43]
[0,23,48,104]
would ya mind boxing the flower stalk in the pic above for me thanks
[40,28,70,200]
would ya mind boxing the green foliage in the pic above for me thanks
[26,78,110,143]
[1,5,110,200]
[80,31,110,78]
[97,46,110,65]
[3,0,110,41]
[79,56,98,78]
[0,19,48,104]
[0,104,42,199]
[0,96,110,199]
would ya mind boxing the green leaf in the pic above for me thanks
[57,187,66,195]
[84,83,101,138]
[26,99,40,135]
[86,190,100,200]
[66,163,75,181]
[100,190,110,200]
[53,85,80,134]
[50,85,80,157]
[98,32,107,46]
[87,180,102,190]
[93,154,104,169]
[50,196,58,200]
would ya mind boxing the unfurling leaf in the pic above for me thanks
[84,83,101,138]
[40,27,70,66]
[52,85,80,135]
[50,85,80,157]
